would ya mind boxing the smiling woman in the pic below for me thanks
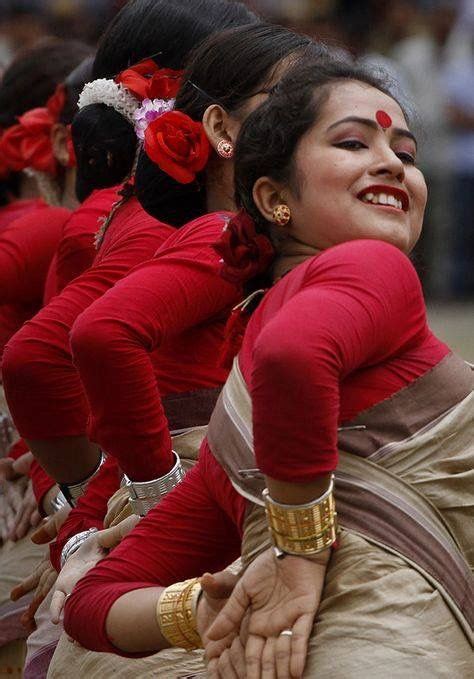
[61,59,472,679]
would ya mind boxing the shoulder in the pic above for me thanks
[156,211,232,251]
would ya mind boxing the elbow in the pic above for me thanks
[70,312,117,371]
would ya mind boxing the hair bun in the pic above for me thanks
[213,209,275,285]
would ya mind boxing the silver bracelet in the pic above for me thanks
[124,451,185,516]
[48,488,68,514]
[60,528,98,569]
[59,451,106,507]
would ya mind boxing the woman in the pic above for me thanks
[2,0,258,507]
[62,60,472,677]
[46,25,328,565]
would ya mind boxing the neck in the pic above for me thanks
[205,157,235,214]
[17,174,41,201]
[59,168,79,210]
[272,235,322,282]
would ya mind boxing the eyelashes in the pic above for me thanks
[333,140,417,165]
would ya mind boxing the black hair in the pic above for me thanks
[0,38,93,128]
[233,59,409,292]
[135,23,335,226]
[0,37,92,205]
[73,0,258,202]
[59,57,95,125]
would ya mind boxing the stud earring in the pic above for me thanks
[216,139,234,159]
[272,204,291,227]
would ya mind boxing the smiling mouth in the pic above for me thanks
[357,185,409,212]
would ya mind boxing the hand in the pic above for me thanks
[30,504,71,544]
[1,479,41,542]
[206,548,329,679]
[10,557,58,633]
[50,514,140,623]
[0,451,33,481]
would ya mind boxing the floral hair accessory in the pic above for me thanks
[134,98,175,140]
[213,210,275,285]
[144,110,210,184]
[116,59,183,101]
[78,79,139,124]
[47,84,67,120]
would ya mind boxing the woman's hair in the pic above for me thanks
[73,0,258,201]
[135,23,334,226]
[0,38,92,204]
[232,59,409,292]
[0,38,93,128]
[59,57,95,126]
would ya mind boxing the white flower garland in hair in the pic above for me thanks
[78,78,139,124]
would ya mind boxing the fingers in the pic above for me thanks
[10,564,44,601]
[216,648,240,679]
[31,515,59,544]
[246,634,265,679]
[201,569,239,600]
[289,615,313,679]
[275,632,292,679]
[0,458,18,481]
[12,452,34,476]
[261,637,277,679]
[50,589,67,624]
[30,508,42,528]
[206,582,249,643]
[97,514,140,550]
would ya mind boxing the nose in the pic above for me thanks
[369,143,405,183]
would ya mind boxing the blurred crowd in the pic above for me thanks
[0,0,472,298]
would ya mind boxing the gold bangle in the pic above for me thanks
[157,577,203,651]
[263,474,338,556]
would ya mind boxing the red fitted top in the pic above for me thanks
[50,212,239,567]
[2,196,173,444]
[63,240,451,653]
[0,200,70,364]
[43,187,120,303]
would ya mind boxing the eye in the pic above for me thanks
[395,151,416,165]
[334,140,367,150]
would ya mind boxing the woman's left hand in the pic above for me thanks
[11,557,58,633]
[205,547,329,679]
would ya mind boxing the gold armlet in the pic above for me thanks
[263,474,338,556]
[156,577,202,651]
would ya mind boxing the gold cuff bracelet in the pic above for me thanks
[157,577,202,651]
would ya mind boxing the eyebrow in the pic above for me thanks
[327,116,417,147]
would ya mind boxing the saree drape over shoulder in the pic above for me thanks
[207,352,474,677]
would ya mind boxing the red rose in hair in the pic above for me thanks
[0,124,27,173]
[17,107,57,175]
[144,110,210,184]
[46,84,66,121]
[116,59,182,101]
[213,210,275,285]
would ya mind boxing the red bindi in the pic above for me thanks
[376,110,392,129]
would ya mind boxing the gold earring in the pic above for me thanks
[272,204,291,227]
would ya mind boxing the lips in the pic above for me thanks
[357,184,409,212]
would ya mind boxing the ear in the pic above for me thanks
[252,176,287,224]
[51,123,70,167]
[202,104,240,154]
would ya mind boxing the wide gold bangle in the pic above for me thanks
[157,577,202,651]
[263,474,338,556]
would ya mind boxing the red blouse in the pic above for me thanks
[43,187,120,303]
[0,200,70,363]
[51,212,239,568]
[2,196,173,443]
[63,240,450,653]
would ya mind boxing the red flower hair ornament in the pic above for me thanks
[116,59,183,101]
[213,210,275,285]
[144,110,211,184]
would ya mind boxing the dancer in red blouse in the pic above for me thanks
[60,61,472,678]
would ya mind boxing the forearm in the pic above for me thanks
[105,587,169,654]
[266,474,332,505]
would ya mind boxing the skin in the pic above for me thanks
[206,82,428,678]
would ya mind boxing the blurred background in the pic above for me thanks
[0,0,472,358]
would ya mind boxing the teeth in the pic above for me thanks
[360,191,403,210]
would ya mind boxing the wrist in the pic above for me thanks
[60,527,98,568]
[41,485,68,516]
[124,451,185,516]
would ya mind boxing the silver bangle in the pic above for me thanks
[59,452,106,507]
[48,488,68,514]
[124,451,185,516]
[60,528,98,569]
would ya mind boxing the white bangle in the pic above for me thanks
[60,528,98,569]
[124,451,185,516]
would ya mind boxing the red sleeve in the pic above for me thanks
[70,214,239,481]
[2,205,172,440]
[49,456,122,572]
[30,459,55,510]
[0,207,70,304]
[7,437,29,460]
[248,240,430,482]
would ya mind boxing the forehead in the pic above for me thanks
[319,80,407,129]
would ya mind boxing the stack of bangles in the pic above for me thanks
[263,473,339,558]
[154,476,338,652]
